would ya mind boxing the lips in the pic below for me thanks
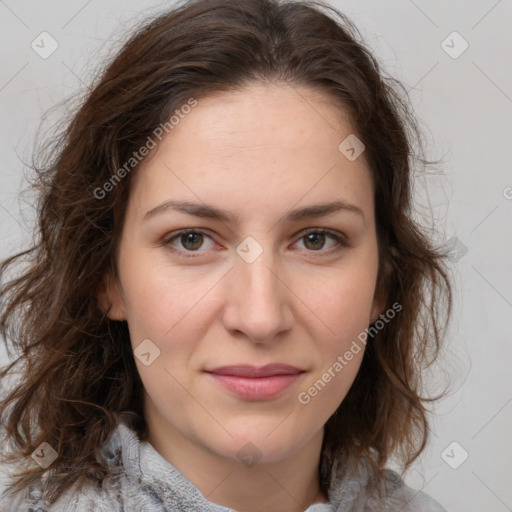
[205,363,304,377]
[204,364,305,400]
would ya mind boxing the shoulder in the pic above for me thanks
[0,480,50,512]
[0,418,136,512]
[327,455,447,512]
[0,483,123,512]
[377,469,447,512]
[0,471,124,512]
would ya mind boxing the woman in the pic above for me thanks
[0,0,452,510]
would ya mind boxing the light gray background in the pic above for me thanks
[1,1,511,510]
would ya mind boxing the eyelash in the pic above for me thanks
[161,228,350,259]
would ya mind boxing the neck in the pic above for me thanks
[146,414,328,511]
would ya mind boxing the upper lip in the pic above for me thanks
[205,364,304,377]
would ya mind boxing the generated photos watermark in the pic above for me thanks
[297,301,402,405]
[93,97,198,200]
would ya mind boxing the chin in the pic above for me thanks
[206,420,318,466]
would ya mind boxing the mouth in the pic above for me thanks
[204,364,305,400]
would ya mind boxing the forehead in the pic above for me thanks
[170,82,355,154]
[129,82,374,223]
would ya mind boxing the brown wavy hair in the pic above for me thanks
[0,0,452,505]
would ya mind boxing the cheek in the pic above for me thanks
[119,256,217,344]
[296,278,371,416]
[120,265,210,410]
[298,256,377,400]
[313,260,378,343]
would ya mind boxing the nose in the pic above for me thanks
[221,244,294,344]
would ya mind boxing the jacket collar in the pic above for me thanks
[101,414,375,512]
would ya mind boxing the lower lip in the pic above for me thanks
[206,373,303,400]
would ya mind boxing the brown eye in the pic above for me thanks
[303,232,327,251]
[179,232,204,251]
[163,229,215,257]
[295,229,349,254]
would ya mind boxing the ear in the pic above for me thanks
[369,252,393,323]
[369,287,386,324]
[97,272,127,321]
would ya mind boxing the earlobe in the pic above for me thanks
[97,272,127,321]
[370,250,393,323]
[370,286,387,324]
[370,304,384,325]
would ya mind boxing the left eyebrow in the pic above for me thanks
[143,199,365,224]
[285,200,365,223]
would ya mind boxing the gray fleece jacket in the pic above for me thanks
[0,417,447,512]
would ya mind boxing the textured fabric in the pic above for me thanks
[0,416,446,512]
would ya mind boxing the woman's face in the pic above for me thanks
[103,82,383,467]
